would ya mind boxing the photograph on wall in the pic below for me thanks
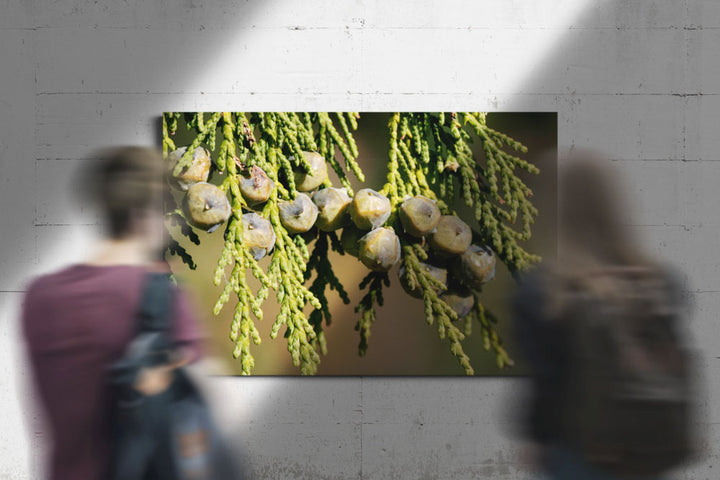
[162,112,557,375]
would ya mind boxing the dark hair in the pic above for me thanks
[546,150,654,314]
[81,146,165,238]
[558,150,644,267]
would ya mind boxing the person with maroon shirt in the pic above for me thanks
[21,147,204,480]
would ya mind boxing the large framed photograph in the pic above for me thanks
[163,112,556,375]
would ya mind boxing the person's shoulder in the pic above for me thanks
[23,265,78,297]
[653,262,685,286]
[20,266,82,330]
[647,262,688,308]
[512,265,553,318]
[633,261,685,295]
[514,264,551,296]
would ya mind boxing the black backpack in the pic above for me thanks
[560,266,696,476]
[108,273,242,480]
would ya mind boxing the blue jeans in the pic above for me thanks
[541,446,664,480]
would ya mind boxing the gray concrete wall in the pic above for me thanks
[1,1,717,478]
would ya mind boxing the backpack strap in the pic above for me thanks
[108,273,175,390]
[137,272,174,334]
[133,272,175,367]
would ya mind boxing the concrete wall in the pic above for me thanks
[1,1,718,478]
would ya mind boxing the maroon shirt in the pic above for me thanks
[22,264,203,480]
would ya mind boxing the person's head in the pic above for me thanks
[558,149,644,269]
[540,150,652,312]
[81,146,166,248]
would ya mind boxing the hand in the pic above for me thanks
[133,365,174,396]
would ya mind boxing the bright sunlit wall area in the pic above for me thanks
[1,1,717,478]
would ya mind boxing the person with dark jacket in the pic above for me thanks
[22,147,203,480]
[513,152,694,480]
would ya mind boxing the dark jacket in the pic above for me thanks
[513,268,570,444]
[512,266,688,445]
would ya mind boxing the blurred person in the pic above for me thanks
[513,151,699,480]
[21,147,204,480]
